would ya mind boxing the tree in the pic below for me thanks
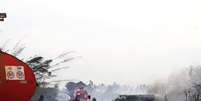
[0,40,78,87]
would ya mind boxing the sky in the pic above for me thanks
[0,0,201,85]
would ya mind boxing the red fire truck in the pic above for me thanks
[0,50,37,101]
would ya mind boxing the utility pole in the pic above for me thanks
[0,13,6,21]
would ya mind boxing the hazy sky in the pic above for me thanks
[0,0,201,84]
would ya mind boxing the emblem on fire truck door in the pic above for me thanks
[5,66,25,80]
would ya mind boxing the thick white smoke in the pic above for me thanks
[88,84,148,101]
[31,82,149,101]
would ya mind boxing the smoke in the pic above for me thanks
[4,39,201,101]
[65,81,149,101]
[89,84,148,101]
[147,66,201,101]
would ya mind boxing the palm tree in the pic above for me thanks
[1,40,79,87]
